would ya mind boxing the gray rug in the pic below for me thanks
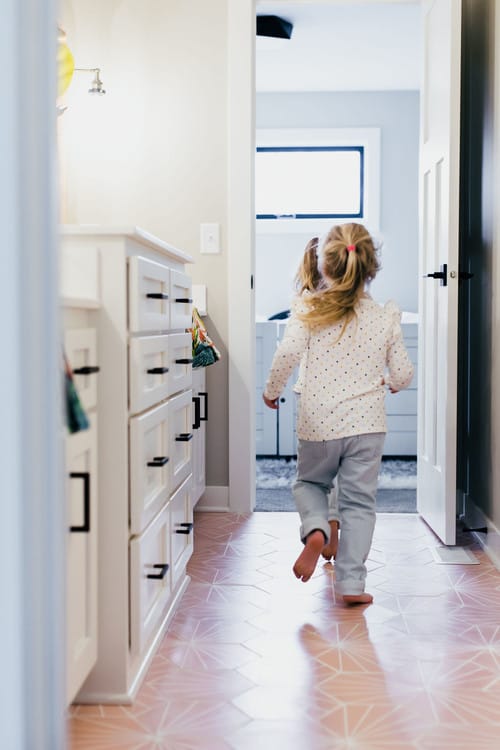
[255,457,417,513]
[255,487,416,513]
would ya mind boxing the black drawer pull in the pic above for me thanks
[199,391,208,422]
[175,358,193,365]
[192,396,201,430]
[146,293,169,299]
[146,563,169,580]
[175,522,193,535]
[147,367,169,374]
[73,366,100,375]
[175,297,193,303]
[69,472,90,533]
[175,433,193,442]
[147,456,169,467]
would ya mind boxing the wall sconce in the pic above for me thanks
[74,68,106,96]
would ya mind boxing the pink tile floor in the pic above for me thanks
[69,512,500,749]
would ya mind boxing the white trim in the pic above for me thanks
[0,0,64,746]
[463,499,500,572]
[227,0,256,513]
[256,127,381,235]
[195,486,230,512]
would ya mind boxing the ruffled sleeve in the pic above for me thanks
[384,300,414,391]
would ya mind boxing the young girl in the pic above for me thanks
[263,222,414,605]
[293,237,339,561]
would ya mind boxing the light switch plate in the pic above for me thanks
[200,223,221,254]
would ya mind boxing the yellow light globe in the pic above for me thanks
[58,42,75,97]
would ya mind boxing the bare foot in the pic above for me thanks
[321,520,339,561]
[343,592,373,606]
[293,530,325,582]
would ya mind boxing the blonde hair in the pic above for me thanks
[294,237,323,294]
[298,223,380,330]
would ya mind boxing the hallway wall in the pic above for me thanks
[59,0,230,488]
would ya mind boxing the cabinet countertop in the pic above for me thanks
[60,225,194,264]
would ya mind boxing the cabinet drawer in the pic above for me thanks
[130,401,170,534]
[66,417,98,704]
[129,256,170,333]
[169,389,193,493]
[65,328,99,412]
[168,332,193,395]
[129,335,170,415]
[169,269,192,331]
[130,503,172,656]
[170,476,193,589]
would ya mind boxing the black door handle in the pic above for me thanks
[192,396,201,429]
[175,522,193,535]
[175,358,193,365]
[146,292,169,299]
[146,563,169,580]
[147,367,169,374]
[147,456,169,467]
[73,366,100,375]
[424,263,447,286]
[175,298,193,303]
[199,392,208,422]
[69,472,90,533]
[175,433,193,442]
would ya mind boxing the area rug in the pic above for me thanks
[255,458,417,513]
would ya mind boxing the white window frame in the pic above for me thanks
[256,128,381,235]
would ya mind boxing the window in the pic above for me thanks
[256,128,380,234]
[256,146,364,219]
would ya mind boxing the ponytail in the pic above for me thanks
[298,223,380,330]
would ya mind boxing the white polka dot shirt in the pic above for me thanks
[264,295,414,441]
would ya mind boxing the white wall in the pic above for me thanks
[256,91,420,319]
[59,0,229,487]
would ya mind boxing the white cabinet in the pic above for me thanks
[191,367,207,506]
[60,226,196,704]
[62,309,100,705]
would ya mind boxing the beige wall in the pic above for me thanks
[59,0,229,486]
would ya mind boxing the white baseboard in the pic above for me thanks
[463,496,500,571]
[195,485,230,512]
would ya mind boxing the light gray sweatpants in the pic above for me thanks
[292,433,385,596]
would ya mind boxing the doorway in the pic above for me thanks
[254,1,421,513]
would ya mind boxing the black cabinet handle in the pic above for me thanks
[69,472,90,533]
[146,563,169,580]
[175,297,193,303]
[175,522,193,535]
[146,292,169,299]
[199,391,208,422]
[193,396,201,430]
[147,456,169,467]
[424,263,447,286]
[175,433,193,442]
[73,366,100,375]
[147,367,169,374]
[175,358,193,365]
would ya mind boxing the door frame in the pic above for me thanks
[227,0,424,513]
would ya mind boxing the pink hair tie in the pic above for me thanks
[347,244,356,252]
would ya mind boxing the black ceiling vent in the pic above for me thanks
[257,15,293,40]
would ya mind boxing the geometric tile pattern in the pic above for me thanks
[68,511,500,749]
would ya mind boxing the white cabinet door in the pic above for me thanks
[169,476,193,588]
[169,269,192,331]
[129,503,172,656]
[255,322,278,455]
[129,256,170,333]
[169,390,193,493]
[129,401,170,535]
[168,332,193,395]
[66,418,98,705]
[129,335,170,415]
[191,367,206,506]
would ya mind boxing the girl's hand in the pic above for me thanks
[381,377,399,394]
[263,394,279,410]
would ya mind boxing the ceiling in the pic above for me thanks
[256,2,422,92]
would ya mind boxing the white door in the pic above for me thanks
[417,0,461,545]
